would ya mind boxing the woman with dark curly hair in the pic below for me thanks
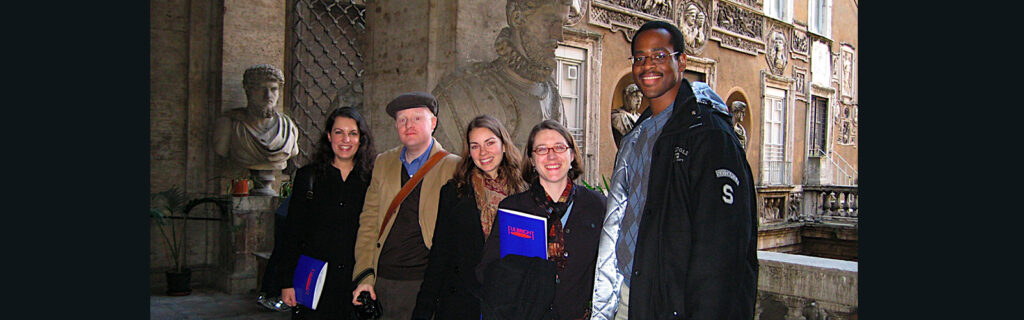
[276,106,376,319]
[412,115,527,320]
[478,120,607,320]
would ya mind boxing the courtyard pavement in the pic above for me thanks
[150,288,292,320]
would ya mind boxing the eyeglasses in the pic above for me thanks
[628,51,680,66]
[533,144,570,155]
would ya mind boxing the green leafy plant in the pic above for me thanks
[150,186,230,273]
[580,174,612,196]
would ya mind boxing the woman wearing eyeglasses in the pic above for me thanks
[411,115,527,320]
[477,120,607,320]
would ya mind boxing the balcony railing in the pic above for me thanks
[800,185,858,224]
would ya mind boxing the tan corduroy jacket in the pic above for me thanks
[352,138,461,286]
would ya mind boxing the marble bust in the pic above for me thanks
[213,64,300,171]
[433,0,571,151]
[610,83,642,148]
[730,101,748,150]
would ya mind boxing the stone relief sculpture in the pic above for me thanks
[679,2,708,55]
[642,0,667,11]
[610,83,642,148]
[213,64,300,195]
[567,0,587,26]
[433,0,571,151]
[841,49,854,102]
[730,101,748,150]
[766,31,787,76]
[716,1,762,39]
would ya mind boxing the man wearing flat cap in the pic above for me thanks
[351,91,461,319]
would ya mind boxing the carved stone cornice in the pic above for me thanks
[723,0,763,11]
[686,55,717,89]
[809,83,835,96]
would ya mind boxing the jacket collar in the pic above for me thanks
[634,79,698,133]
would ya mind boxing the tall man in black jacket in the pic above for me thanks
[590,21,758,319]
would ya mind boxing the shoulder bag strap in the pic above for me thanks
[378,150,450,240]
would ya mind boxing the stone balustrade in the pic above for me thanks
[801,186,858,223]
[756,251,858,320]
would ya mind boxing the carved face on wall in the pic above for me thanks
[514,2,569,78]
[684,4,699,26]
[772,32,786,68]
[245,80,281,118]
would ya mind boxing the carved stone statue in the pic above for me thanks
[768,31,787,74]
[610,83,641,148]
[730,101,748,150]
[433,0,571,151]
[680,3,707,52]
[214,64,300,195]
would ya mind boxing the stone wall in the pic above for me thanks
[757,251,859,319]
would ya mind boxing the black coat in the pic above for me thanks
[275,164,369,319]
[626,79,758,319]
[412,179,488,320]
[478,182,607,320]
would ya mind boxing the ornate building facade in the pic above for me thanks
[151,0,857,316]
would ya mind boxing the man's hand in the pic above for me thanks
[281,288,296,307]
[351,284,376,305]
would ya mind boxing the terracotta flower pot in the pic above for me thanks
[231,179,250,197]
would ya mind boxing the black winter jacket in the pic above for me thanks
[412,179,488,320]
[275,164,369,318]
[626,79,758,319]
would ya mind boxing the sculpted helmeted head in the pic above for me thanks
[242,64,286,118]
[500,0,571,82]
[730,101,747,123]
[623,83,642,112]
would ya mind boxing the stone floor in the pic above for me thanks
[150,288,292,320]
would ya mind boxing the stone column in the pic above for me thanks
[364,0,505,148]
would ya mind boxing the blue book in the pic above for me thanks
[292,254,328,310]
[498,208,548,259]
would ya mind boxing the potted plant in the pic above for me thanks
[231,176,252,197]
[150,186,230,295]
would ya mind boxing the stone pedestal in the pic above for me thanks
[249,169,278,197]
[214,196,279,294]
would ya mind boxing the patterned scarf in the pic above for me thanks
[471,170,509,239]
[528,178,574,272]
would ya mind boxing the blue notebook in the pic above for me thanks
[498,208,548,259]
[293,254,328,310]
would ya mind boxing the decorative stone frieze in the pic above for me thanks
[710,29,763,56]
[714,1,762,39]
[791,28,809,62]
[589,0,665,39]
[710,1,765,55]
[726,0,763,11]
[793,66,807,102]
